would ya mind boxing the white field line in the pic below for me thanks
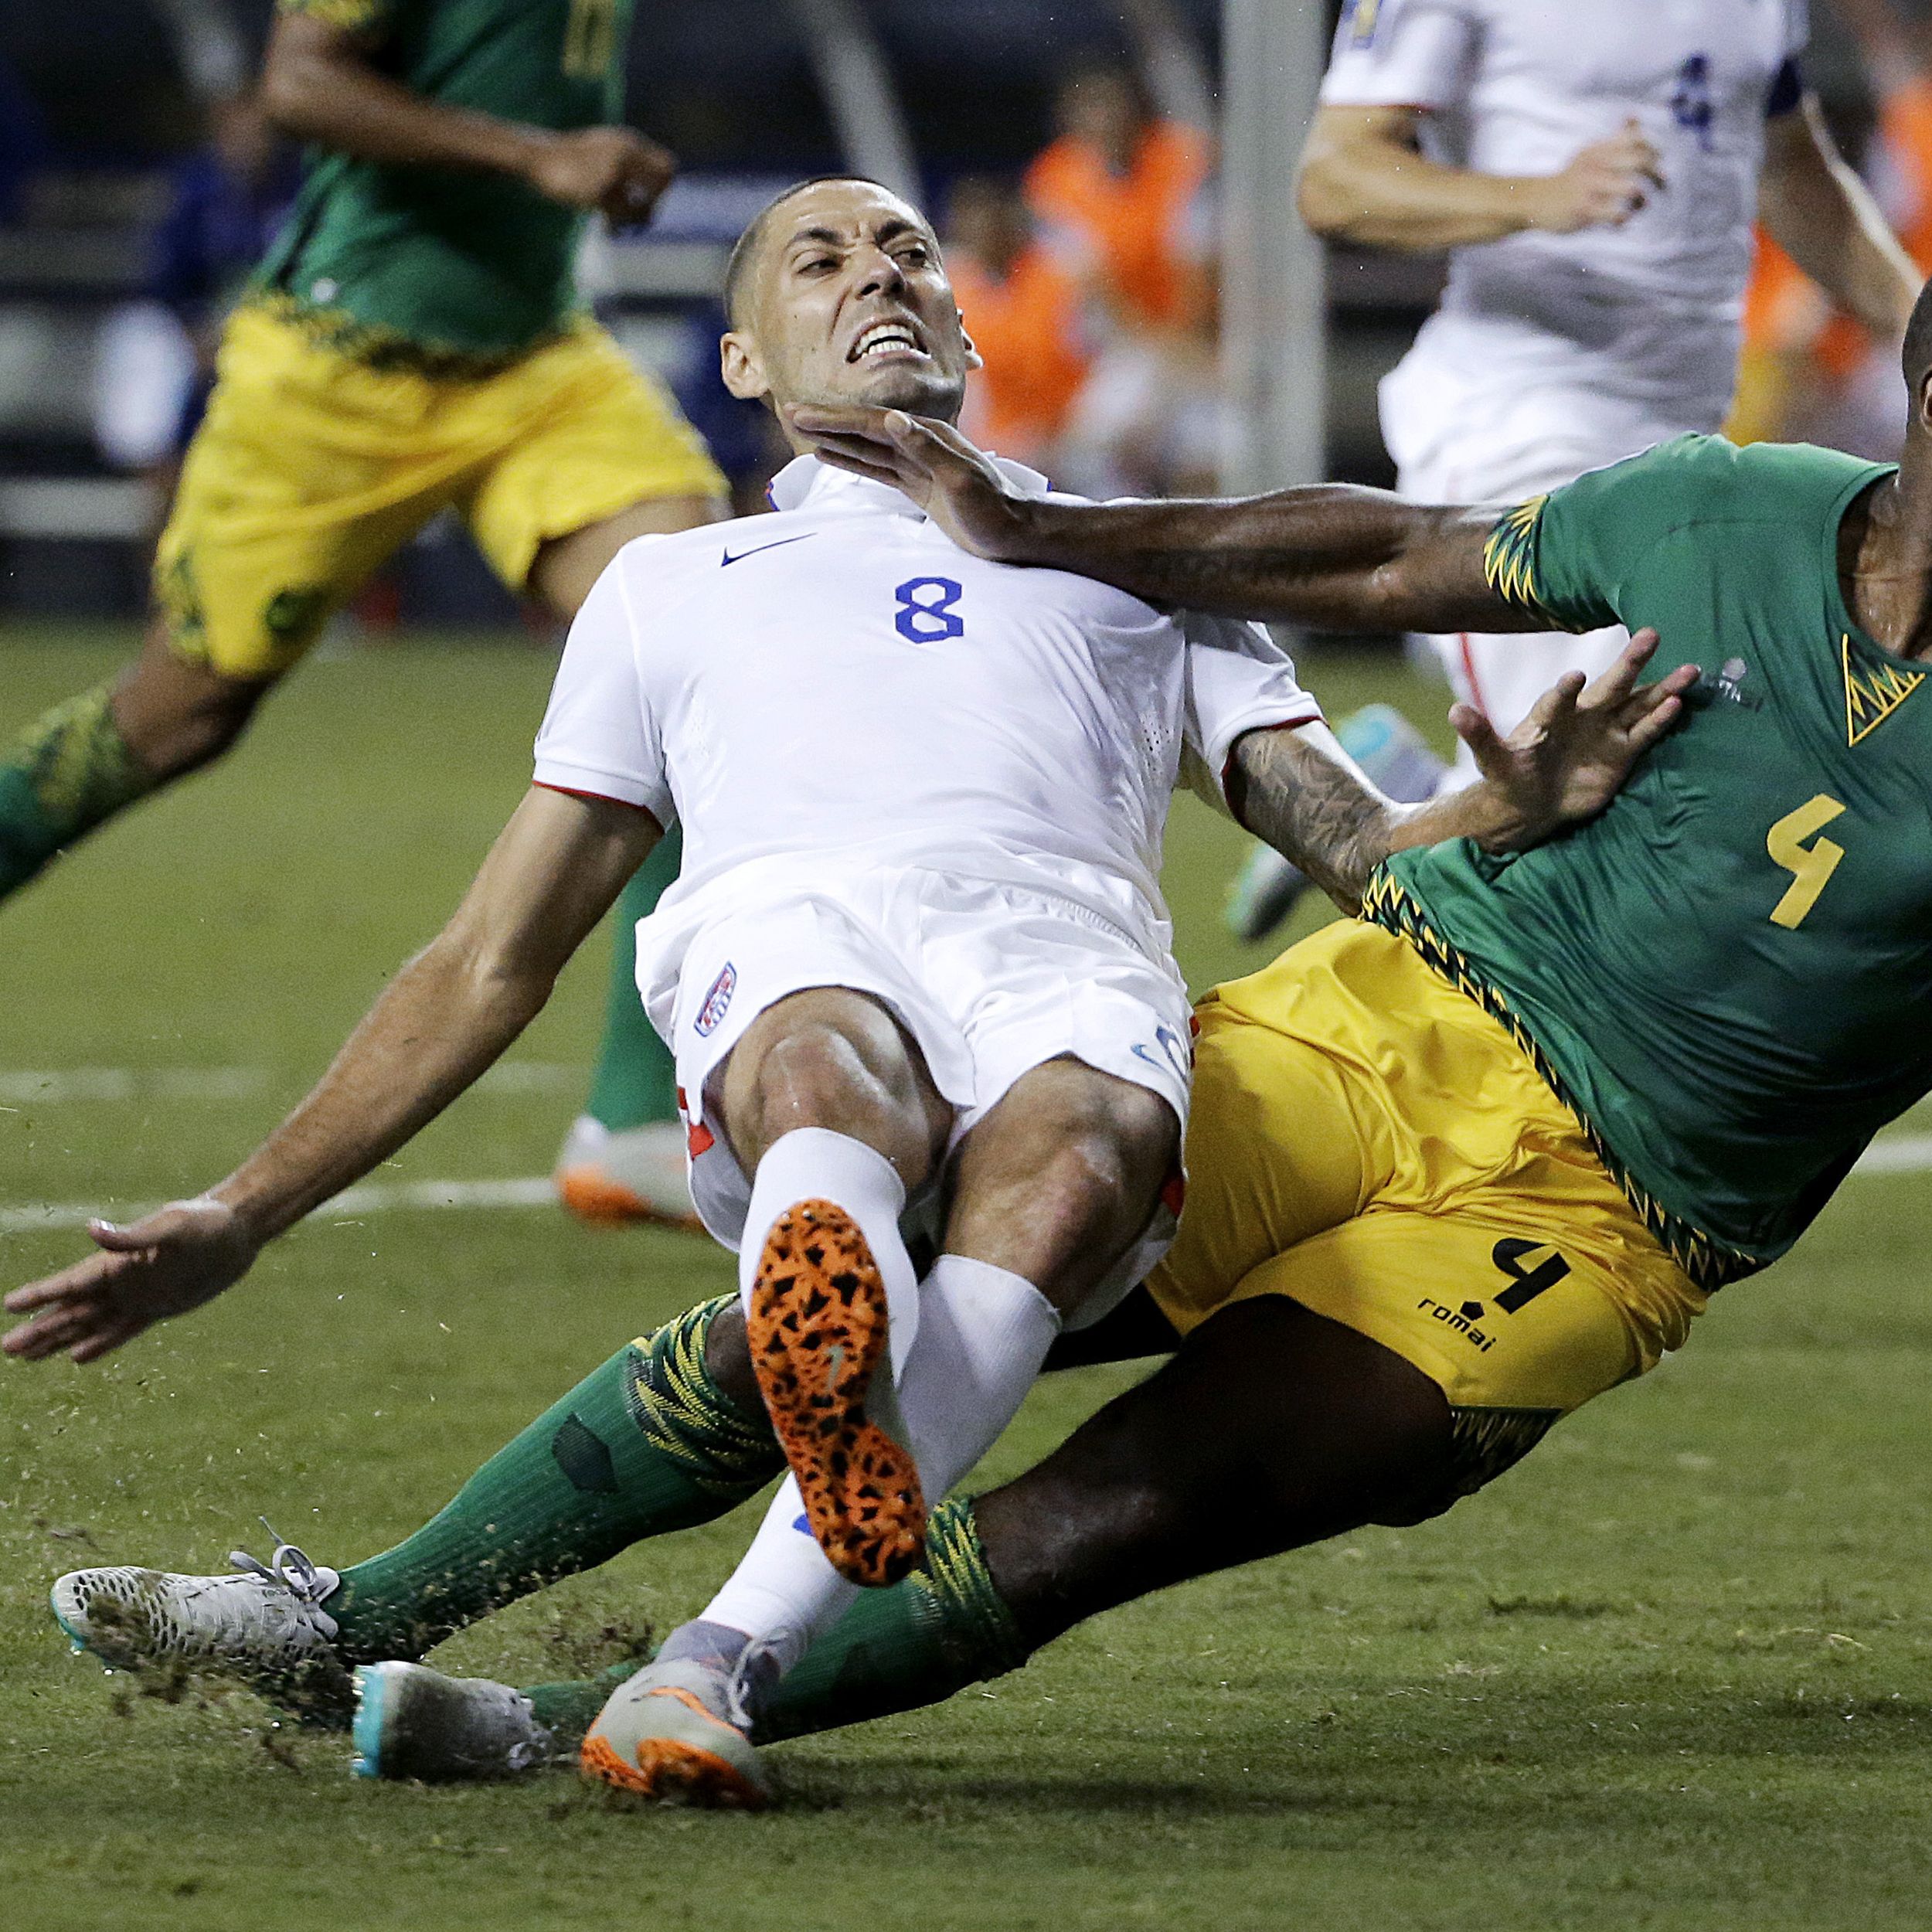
[0,1062,579,1105]
[0,1176,558,1237]
[1844,1133,1932,1175]
[2,1120,1930,1243]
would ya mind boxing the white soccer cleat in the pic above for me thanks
[351,1662,556,1781]
[1224,842,1308,944]
[554,1115,702,1230]
[51,1529,352,1717]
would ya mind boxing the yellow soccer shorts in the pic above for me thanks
[155,301,726,678]
[1149,918,1707,1501]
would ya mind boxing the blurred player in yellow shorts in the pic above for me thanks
[0,0,730,1225]
[1150,918,1704,1497]
[156,301,720,682]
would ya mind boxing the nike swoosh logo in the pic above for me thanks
[719,533,817,566]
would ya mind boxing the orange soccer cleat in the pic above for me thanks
[746,1199,925,1588]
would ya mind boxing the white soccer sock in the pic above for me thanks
[700,1253,1060,1674]
[896,1254,1061,1498]
[698,1475,858,1675]
[736,1125,920,1376]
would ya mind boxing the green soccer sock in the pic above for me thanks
[516,1498,1032,1750]
[523,1659,641,1740]
[585,827,682,1132]
[0,680,158,898]
[327,1294,783,1665]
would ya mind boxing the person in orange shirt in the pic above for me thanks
[1024,60,1214,335]
[1023,60,1221,495]
[944,175,1092,471]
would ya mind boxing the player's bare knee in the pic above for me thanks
[730,1009,944,1179]
[1029,1133,1139,1250]
[1012,1117,1172,1298]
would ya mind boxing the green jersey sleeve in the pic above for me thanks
[1481,434,1743,634]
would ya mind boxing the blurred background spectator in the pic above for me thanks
[1731,0,1932,456]
[1026,55,1220,494]
[945,174,1091,473]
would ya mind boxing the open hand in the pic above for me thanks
[787,405,1040,560]
[1457,629,1696,849]
[524,127,676,225]
[2,1196,260,1365]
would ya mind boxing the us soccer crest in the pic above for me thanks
[694,962,736,1037]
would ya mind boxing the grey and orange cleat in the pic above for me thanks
[51,1529,352,1719]
[579,1654,774,1808]
[351,1662,556,1781]
[747,1199,924,1588]
[554,1116,703,1230]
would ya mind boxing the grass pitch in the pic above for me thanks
[2,626,1931,1931]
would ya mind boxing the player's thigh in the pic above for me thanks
[1229,1208,1645,1511]
[155,308,457,678]
[914,877,1193,1314]
[464,324,727,602]
[943,1055,1180,1312]
[1147,999,1372,1339]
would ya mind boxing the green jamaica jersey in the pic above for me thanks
[255,0,634,359]
[1362,435,1932,1287]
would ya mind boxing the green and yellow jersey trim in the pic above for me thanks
[275,0,389,30]
[1360,868,1765,1292]
[1842,634,1926,747]
[1481,496,1560,624]
[241,291,585,380]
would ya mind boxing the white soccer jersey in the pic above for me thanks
[1322,0,1808,418]
[532,454,1320,950]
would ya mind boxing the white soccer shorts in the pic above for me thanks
[635,861,1195,1325]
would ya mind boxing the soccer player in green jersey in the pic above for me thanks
[247,308,1932,1795]
[0,0,726,1224]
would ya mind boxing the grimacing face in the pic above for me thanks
[720,181,981,437]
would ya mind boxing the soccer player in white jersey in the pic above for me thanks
[1230,0,1923,937]
[9,178,1683,1806]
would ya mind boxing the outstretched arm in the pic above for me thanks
[2,787,659,1364]
[1226,631,1695,913]
[787,406,1532,635]
[262,6,675,223]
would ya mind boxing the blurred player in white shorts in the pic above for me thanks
[1230,0,1922,938]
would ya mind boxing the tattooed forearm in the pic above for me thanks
[1226,726,1398,913]
[1227,723,1529,913]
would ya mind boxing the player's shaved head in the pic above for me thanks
[1903,274,1932,409]
[719,175,981,446]
[723,175,886,330]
